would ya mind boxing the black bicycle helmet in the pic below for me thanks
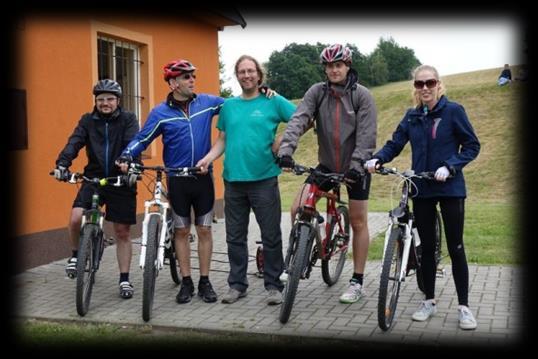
[93,79,122,97]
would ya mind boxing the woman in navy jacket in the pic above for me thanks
[365,65,480,330]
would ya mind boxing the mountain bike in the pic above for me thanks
[50,170,129,316]
[279,164,350,324]
[128,164,200,322]
[374,166,445,331]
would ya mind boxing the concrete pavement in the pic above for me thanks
[13,212,523,349]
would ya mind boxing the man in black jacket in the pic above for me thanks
[53,79,139,299]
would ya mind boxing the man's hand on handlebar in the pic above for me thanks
[277,155,295,171]
[115,154,133,173]
[53,165,69,181]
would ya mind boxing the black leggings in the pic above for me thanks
[413,197,469,306]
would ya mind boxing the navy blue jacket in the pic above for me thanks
[56,107,139,178]
[374,96,480,198]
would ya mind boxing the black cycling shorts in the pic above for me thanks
[167,173,215,227]
[73,183,137,225]
[304,164,371,201]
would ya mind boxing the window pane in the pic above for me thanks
[97,36,141,122]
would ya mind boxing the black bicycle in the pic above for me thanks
[51,170,130,316]
[373,167,445,331]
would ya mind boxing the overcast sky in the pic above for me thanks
[218,13,524,96]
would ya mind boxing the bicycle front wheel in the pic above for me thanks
[378,226,403,331]
[280,224,311,324]
[321,205,349,286]
[142,216,161,322]
[76,224,99,316]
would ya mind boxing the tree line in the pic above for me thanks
[264,37,421,99]
[220,37,421,99]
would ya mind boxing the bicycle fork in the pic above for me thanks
[139,205,170,271]
[381,219,415,282]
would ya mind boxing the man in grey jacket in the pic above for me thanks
[277,44,377,304]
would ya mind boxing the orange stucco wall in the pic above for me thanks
[13,15,225,236]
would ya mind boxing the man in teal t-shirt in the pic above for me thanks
[198,55,296,306]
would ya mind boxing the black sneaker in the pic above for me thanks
[65,257,77,279]
[198,281,217,303]
[119,281,134,299]
[176,281,194,304]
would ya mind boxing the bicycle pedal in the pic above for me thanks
[436,268,446,278]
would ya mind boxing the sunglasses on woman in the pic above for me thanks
[414,79,438,89]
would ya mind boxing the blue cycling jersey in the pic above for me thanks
[123,93,224,168]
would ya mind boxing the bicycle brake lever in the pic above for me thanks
[68,173,78,184]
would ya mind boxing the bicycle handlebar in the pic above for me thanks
[373,166,451,180]
[128,163,201,177]
[49,171,128,187]
[289,164,346,183]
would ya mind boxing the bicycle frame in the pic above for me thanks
[380,176,420,283]
[131,165,199,272]
[294,166,349,262]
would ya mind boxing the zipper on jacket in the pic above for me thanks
[179,100,196,167]
[334,98,341,173]
[105,122,109,177]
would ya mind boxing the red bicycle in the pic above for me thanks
[279,164,350,324]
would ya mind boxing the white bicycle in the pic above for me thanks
[374,166,446,331]
[128,164,200,322]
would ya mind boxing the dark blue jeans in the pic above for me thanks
[224,176,284,292]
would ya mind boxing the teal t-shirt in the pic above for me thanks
[217,94,297,182]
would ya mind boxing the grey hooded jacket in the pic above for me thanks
[278,71,377,174]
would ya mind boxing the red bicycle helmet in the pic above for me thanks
[320,44,352,65]
[163,59,196,81]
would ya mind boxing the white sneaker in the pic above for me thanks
[339,281,363,303]
[266,289,283,305]
[458,305,477,330]
[412,299,437,321]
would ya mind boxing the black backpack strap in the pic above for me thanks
[350,82,360,115]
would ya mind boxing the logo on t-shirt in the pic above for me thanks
[251,109,264,117]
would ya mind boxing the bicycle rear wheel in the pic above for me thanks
[378,226,403,331]
[76,224,99,316]
[164,209,180,285]
[279,224,311,324]
[142,216,161,322]
[321,206,349,286]
[416,210,443,293]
